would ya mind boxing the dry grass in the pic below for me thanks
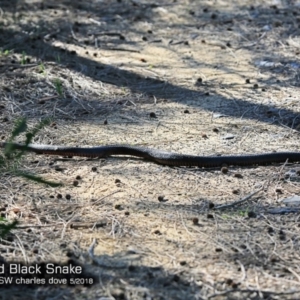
[1,0,300,299]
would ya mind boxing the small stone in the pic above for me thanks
[247,211,256,218]
[234,173,243,178]
[221,167,228,174]
[192,217,199,225]
[115,204,122,210]
[208,202,215,209]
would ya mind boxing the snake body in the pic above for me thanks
[1,142,300,167]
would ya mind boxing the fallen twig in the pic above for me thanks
[215,187,263,210]
[266,207,300,214]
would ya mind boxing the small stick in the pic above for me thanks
[215,187,263,210]
[15,223,63,229]
[88,238,98,262]
[101,47,140,53]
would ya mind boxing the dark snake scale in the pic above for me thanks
[1,142,300,167]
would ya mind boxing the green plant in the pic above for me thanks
[54,78,63,96]
[0,119,62,238]
[0,218,18,239]
[238,208,249,217]
[0,49,11,56]
[21,51,26,65]
[1,118,61,188]
[38,62,45,74]
[220,208,250,219]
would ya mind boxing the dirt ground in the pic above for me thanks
[1,0,300,299]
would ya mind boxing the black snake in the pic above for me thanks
[1,142,300,167]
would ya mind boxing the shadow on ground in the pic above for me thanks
[1,0,300,128]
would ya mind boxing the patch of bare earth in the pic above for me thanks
[1,0,300,299]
